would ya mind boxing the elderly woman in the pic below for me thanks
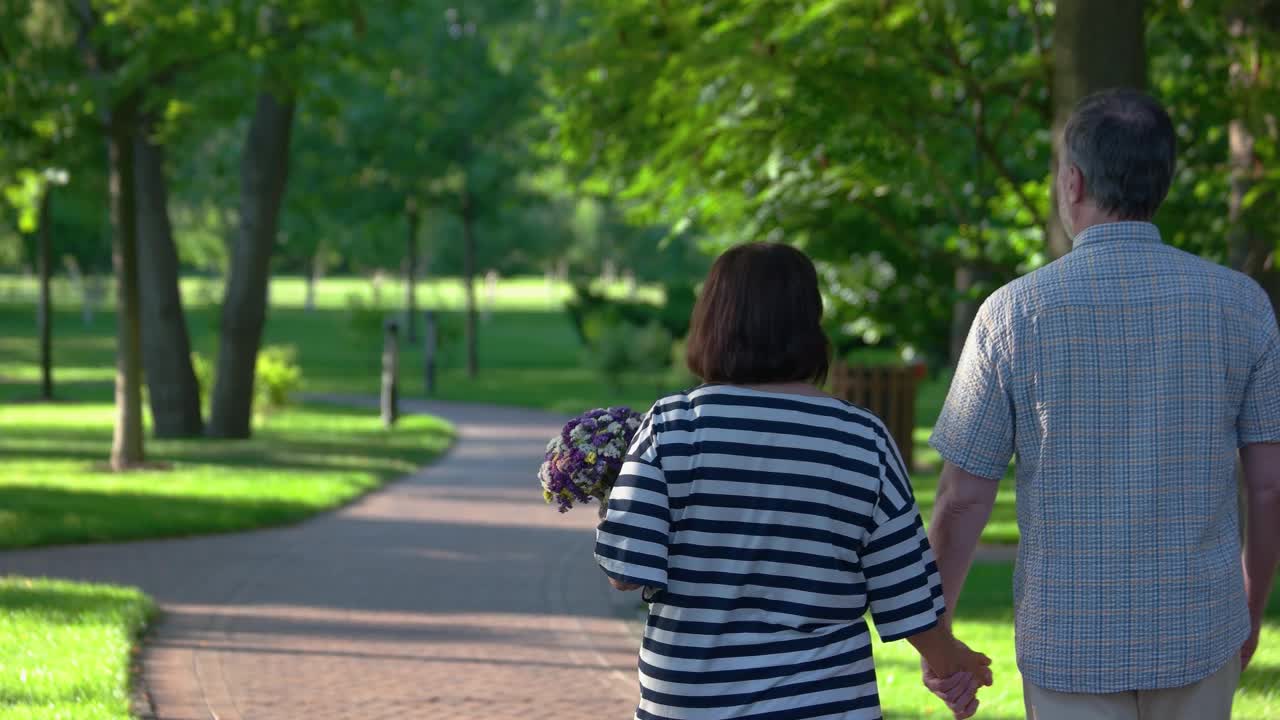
[595,243,990,720]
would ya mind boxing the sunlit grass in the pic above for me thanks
[0,274,663,313]
[871,563,1280,719]
[0,577,153,720]
[0,403,453,549]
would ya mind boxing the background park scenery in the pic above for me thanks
[1,0,1279,718]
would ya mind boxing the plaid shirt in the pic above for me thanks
[931,222,1280,693]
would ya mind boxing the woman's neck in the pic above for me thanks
[734,381,828,398]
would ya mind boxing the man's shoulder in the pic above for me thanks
[983,245,1268,316]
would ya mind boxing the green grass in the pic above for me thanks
[0,578,153,720]
[0,278,1014,542]
[872,563,1280,719]
[2,273,1278,717]
[0,402,453,549]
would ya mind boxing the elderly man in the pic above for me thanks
[925,89,1280,719]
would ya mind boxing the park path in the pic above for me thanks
[0,398,642,720]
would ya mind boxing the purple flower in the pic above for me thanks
[537,405,645,513]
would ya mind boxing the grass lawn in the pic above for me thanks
[0,578,153,720]
[0,402,452,549]
[1,273,1275,717]
[0,275,1019,543]
[872,563,1280,719]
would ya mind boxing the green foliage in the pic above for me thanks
[187,344,301,421]
[629,320,675,374]
[549,0,1053,360]
[551,0,1280,360]
[253,344,302,418]
[565,283,694,346]
[579,313,635,388]
[191,349,213,407]
[343,292,386,347]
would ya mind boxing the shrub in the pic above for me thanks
[254,345,303,419]
[579,309,634,388]
[565,281,694,346]
[628,320,674,375]
[188,345,302,422]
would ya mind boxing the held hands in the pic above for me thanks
[921,640,993,719]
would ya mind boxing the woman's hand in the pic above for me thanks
[608,577,642,591]
[923,660,983,719]
[907,626,992,719]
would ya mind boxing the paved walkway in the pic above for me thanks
[0,399,642,719]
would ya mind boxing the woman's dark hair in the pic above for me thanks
[685,243,831,385]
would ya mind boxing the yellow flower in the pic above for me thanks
[542,489,554,503]
[586,451,597,465]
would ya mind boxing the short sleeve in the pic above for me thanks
[1239,295,1280,446]
[864,427,946,642]
[930,298,1015,480]
[594,411,670,589]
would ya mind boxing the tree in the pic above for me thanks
[344,1,543,378]
[1047,0,1148,258]
[2,172,64,400]
[105,97,146,468]
[208,4,371,438]
[0,1,83,400]
[135,112,203,437]
[208,83,297,438]
[1222,2,1280,315]
[551,1,1050,365]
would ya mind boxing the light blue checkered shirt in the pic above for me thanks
[931,222,1280,693]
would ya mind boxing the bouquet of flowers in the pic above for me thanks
[539,407,644,515]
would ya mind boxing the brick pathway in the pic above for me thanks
[0,399,642,719]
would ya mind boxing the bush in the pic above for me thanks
[579,311,676,389]
[629,320,674,374]
[565,281,695,346]
[189,345,303,422]
[254,345,302,418]
[580,312,634,389]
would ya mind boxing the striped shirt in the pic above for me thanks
[931,221,1280,693]
[596,385,945,720]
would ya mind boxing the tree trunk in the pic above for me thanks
[1227,117,1278,314]
[1047,0,1147,259]
[135,117,204,437]
[404,199,419,342]
[108,99,145,469]
[949,264,993,368]
[208,89,296,438]
[36,189,53,400]
[461,190,478,379]
[1226,18,1280,317]
[305,247,321,313]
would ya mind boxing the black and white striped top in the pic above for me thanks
[595,385,945,720]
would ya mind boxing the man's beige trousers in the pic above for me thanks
[1023,656,1241,720]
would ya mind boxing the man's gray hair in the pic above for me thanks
[1062,89,1177,221]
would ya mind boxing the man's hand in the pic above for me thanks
[923,662,982,719]
[1242,625,1260,672]
[1241,443,1280,674]
[607,577,642,591]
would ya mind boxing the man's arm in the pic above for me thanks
[1241,443,1280,670]
[919,461,1000,717]
[928,461,1000,619]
